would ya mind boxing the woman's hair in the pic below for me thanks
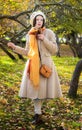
[33,15,45,28]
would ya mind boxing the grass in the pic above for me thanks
[0,51,82,130]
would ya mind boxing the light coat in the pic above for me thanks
[14,28,62,99]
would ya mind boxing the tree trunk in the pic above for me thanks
[17,54,25,61]
[66,31,82,58]
[0,43,16,60]
[56,35,61,57]
[68,60,82,98]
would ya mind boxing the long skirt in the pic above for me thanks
[19,60,62,99]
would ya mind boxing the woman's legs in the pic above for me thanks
[32,99,43,124]
[34,99,42,114]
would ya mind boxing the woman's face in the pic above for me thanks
[35,15,44,29]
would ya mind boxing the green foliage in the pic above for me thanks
[41,0,82,34]
[0,55,82,129]
[0,0,29,14]
[0,0,30,37]
[0,56,24,87]
[52,56,80,83]
[0,0,82,38]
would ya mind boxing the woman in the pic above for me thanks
[8,11,62,124]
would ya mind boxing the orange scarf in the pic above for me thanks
[28,27,45,88]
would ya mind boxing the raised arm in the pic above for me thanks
[7,35,29,56]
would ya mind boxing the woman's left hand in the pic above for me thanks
[37,34,44,41]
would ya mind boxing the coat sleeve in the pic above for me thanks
[13,34,29,56]
[43,29,58,55]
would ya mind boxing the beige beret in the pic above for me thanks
[30,11,46,26]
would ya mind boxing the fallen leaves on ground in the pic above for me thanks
[0,85,82,130]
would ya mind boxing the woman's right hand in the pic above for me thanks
[7,42,16,50]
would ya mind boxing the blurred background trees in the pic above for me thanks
[0,0,82,59]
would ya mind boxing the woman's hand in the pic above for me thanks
[7,42,16,50]
[37,34,44,41]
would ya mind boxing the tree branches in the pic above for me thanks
[0,0,81,59]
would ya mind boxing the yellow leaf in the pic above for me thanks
[66,109,70,113]
[0,98,8,105]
